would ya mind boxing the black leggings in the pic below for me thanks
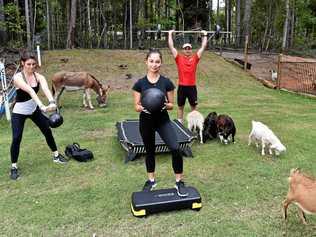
[10,107,57,163]
[139,112,183,174]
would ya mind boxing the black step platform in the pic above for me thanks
[131,186,202,217]
[116,119,197,163]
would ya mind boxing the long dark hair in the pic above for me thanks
[20,51,38,64]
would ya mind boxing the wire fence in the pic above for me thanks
[278,55,316,96]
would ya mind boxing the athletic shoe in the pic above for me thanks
[142,180,157,192]
[175,180,189,197]
[53,154,68,164]
[10,167,19,180]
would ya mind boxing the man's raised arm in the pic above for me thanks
[197,30,208,58]
[168,30,178,58]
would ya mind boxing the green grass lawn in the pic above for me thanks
[0,49,316,237]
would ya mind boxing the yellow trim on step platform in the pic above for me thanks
[192,202,202,209]
[131,204,146,216]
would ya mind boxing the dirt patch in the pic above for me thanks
[218,50,316,95]
[217,51,278,81]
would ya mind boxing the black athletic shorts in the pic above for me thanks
[177,85,198,107]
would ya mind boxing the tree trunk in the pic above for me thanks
[66,0,70,34]
[207,0,212,31]
[45,0,51,49]
[225,0,227,31]
[242,0,252,43]
[25,0,32,49]
[228,0,231,40]
[156,0,160,19]
[195,0,199,29]
[66,0,77,49]
[262,1,272,51]
[99,1,107,48]
[32,0,38,48]
[216,0,219,25]
[77,0,82,47]
[96,0,100,48]
[124,0,127,49]
[144,0,148,20]
[51,2,55,49]
[177,0,184,31]
[289,0,295,48]
[225,0,231,43]
[13,0,23,44]
[0,0,7,44]
[282,0,290,50]
[129,0,133,49]
[87,0,92,48]
[165,0,169,19]
[112,4,117,48]
[29,0,34,47]
[236,0,241,47]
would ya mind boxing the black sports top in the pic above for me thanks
[132,75,175,94]
[15,72,40,102]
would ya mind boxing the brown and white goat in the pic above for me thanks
[283,168,316,225]
[52,71,109,109]
[216,114,236,144]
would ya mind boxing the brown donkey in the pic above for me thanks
[52,71,109,109]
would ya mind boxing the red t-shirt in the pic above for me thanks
[175,53,200,86]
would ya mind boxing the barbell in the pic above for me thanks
[146,30,218,34]
[145,24,222,35]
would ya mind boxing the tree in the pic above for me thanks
[0,0,7,44]
[87,0,92,48]
[216,0,219,25]
[225,0,232,43]
[45,0,51,49]
[66,0,77,49]
[236,0,241,47]
[1,0,315,51]
[207,0,213,31]
[181,1,208,30]
[25,0,32,49]
[282,0,290,50]
[243,0,252,40]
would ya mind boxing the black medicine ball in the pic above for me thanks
[141,88,165,113]
[48,112,63,128]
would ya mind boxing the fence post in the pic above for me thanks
[244,35,248,71]
[277,54,282,89]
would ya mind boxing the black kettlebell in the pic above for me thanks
[48,111,63,128]
[141,88,165,114]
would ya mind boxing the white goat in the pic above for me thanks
[248,120,286,156]
[270,69,278,81]
[186,110,204,144]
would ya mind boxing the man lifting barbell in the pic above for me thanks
[168,29,209,124]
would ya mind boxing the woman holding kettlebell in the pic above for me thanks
[132,49,188,197]
[10,51,67,180]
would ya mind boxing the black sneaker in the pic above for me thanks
[10,167,19,180]
[53,154,68,164]
[175,180,189,197]
[142,180,157,192]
